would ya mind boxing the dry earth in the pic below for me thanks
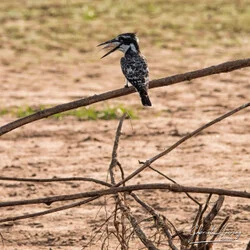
[0,40,249,250]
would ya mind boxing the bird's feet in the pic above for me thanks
[124,80,129,88]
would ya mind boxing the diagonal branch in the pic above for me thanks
[119,201,159,250]
[115,102,250,187]
[149,166,201,206]
[1,58,250,136]
[0,196,99,224]
[0,176,111,187]
[131,192,178,250]
[198,195,225,246]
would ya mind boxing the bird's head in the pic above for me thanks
[98,33,140,58]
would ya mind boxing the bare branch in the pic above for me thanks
[210,215,229,242]
[0,183,248,209]
[108,114,130,249]
[149,166,201,206]
[0,196,99,224]
[0,176,111,187]
[118,201,159,250]
[131,193,178,250]
[109,114,126,185]
[1,58,250,136]
[191,194,212,243]
[115,102,250,187]
[199,195,225,246]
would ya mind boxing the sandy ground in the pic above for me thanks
[0,44,249,250]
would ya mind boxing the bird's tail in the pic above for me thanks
[139,89,152,106]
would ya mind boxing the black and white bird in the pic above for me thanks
[98,33,152,106]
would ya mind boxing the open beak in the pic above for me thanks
[97,38,121,58]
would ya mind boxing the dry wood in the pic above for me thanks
[115,102,250,187]
[108,115,158,250]
[131,192,178,250]
[0,176,111,187]
[198,195,225,244]
[109,114,126,185]
[1,58,250,136]
[191,194,212,243]
[0,196,99,224]
[118,201,159,250]
[0,183,248,208]
[210,215,230,242]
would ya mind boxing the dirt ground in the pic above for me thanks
[0,42,249,250]
[0,2,250,248]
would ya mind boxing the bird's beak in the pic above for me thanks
[97,38,121,58]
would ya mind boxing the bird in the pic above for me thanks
[98,33,152,106]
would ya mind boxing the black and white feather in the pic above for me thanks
[98,33,152,106]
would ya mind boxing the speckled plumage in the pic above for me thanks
[120,49,151,106]
[98,33,152,106]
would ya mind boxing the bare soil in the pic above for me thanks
[0,45,249,250]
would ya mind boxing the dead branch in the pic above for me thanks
[148,165,204,247]
[0,196,99,224]
[0,183,248,209]
[131,192,178,250]
[198,195,225,244]
[210,215,229,242]
[190,194,212,243]
[149,166,201,206]
[0,176,111,187]
[118,201,159,250]
[108,114,130,249]
[85,208,119,249]
[1,58,250,136]
[115,102,250,187]
[108,115,158,249]
[109,114,126,185]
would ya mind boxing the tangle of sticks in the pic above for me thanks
[0,57,249,249]
[0,101,249,249]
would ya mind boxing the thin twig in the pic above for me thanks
[109,114,126,185]
[108,115,130,249]
[149,165,203,246]
[149,166,201,206]
[0,183,249,208]
[115,102,250,187]
[118,201,159,250]
[210,215,230,242]
[85,207,119,248]
[0,176,111,187]
[198,195,225,245]
[1,58,250,136]
[0,196,99,224]
[191,194,212,243]
[131,193,178,250]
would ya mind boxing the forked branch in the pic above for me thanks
[115,102,250,187]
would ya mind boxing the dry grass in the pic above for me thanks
[1,0,250,65]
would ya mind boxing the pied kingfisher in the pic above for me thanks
[98,33,152,106]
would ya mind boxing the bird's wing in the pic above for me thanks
[120,55,149,92]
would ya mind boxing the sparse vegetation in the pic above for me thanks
[0,105,137,120]
[52,105,137,120]
[0,0,250,63]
